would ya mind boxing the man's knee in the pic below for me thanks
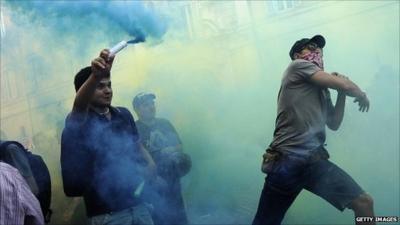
[350,193,374,211]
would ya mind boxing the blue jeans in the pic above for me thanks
[88,203,153,225]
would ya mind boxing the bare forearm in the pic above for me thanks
[72,49,115,112]
[311,71,365,98]
[312,71,369,113]
[332,92,346,129]
[342,81,365,98]
[72,74,99,112]
[330,75,365,98]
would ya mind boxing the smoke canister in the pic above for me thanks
[109,40,128,56]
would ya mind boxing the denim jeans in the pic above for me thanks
[253,154,364,225]
[88,203,153,225]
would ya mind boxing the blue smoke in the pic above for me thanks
[5,0,167,41]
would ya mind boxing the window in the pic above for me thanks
[0,66,20,101]
[268,0,302,14]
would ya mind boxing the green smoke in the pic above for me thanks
[0,1,398,224]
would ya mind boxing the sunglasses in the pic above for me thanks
[302,42,319,51]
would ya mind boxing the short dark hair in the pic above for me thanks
[74,66,92,92]
[132,92,156,111]
[74,66,110,92]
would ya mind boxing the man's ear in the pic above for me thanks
[293,53,300,59]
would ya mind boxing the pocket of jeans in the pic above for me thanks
[261,151,281,174]
[266,154,308,190]
[278,155,307,180]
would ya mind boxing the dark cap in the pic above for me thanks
[289,35,326,60]
[132,92,156,109]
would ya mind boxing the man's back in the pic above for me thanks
[0,162,44,225]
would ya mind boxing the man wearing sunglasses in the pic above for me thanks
[253,35,374,225]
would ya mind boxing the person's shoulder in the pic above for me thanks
[0,162,20,175]
[156,118,172,125]
[288,59,314,69]
[6,143,25,153]
[156,118,177,130]
[114,106,132,116]
[1,141,20,149]
[285,59,321,79]
[0,162,21,183]
[114,106,129,112]
[64,112,86,130]
[114,106,135,121]
[0,161,13,169]
[0,141,25,152]
[0,162,28,190]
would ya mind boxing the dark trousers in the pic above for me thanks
[252,181,300,225]
[252,156,364,225]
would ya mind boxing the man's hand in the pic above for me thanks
[91,49,115,78]
[332,72,369,112]
[354,92,370,112]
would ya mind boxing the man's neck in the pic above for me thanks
[91,105,111,119]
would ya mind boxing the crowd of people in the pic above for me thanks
[0,35,374,225]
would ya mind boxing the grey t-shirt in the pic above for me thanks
[270,59,332,155]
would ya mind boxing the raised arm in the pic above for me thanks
[310,71,369,112]
[72,49,114,114]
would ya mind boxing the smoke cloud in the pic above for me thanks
[5,0,166,41]
[0,1,399,225]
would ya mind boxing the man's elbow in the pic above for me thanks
[72,103,87,113]
[61,173,86,197]
[327,122,340,131]
[329,126,339,131]
[337,81,351,93]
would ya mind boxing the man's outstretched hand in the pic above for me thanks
[332,72,370,112]
[354,92,370,112]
